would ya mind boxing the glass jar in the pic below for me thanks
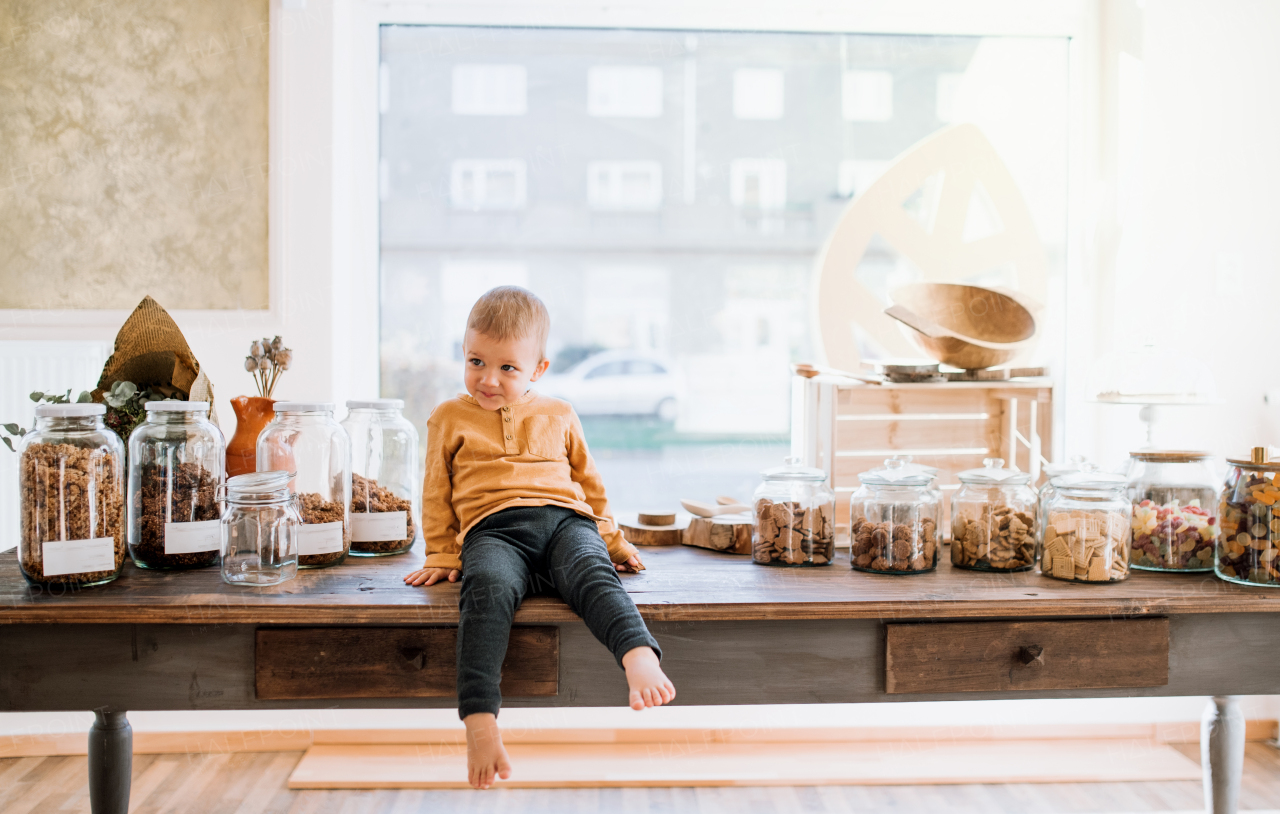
[951,458,1038,571]
[1039,472,1131,582]
[218,471,300,586]
[1126,451,1219,572]
[849,458,940,574]
[1217,447,1280,587]
[257,402,351,569]
[18,404,126,587]
[126,402,225,570]
[341,399,420,557]
[1038,456,1093,522]
[752,457,836,566]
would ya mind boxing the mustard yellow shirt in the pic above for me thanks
[421,389,637,571]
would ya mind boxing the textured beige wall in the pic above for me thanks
[0,0,269,309]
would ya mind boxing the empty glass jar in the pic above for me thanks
[1040,472,1131,582]
[951,458,1038,571]
[1127,451,1219,572]
[257,402,351,569]
[127,401,224,570]
[341,399,420,557]
[752,458,836,566]
[219,471,300,586]
[849,458,940,574]
[1217,447,1280,587]
[18,403,126,587]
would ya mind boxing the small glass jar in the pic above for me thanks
[951,458,1038,572]
[1217,447,1280,587]
[1127,451,1219,572]
[18,404,126,587]
[849,458,940,574]
[257,402,351,569]
[752,457,836,566]
[126,402,225,571]
[341,399,420,557]
[218,471,300,586]
[1039,472,1131,582]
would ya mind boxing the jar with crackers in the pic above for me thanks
[950,458,1038,572]
[1126,451,1218,572]
[1217,447,1280,587]
[849,458,940,574]
[1038,456,1094,523]
[1039,472,1131,582]
[751,458,836,567]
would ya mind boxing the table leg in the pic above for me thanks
[1202,695,1244,814]
[88,709,132,814]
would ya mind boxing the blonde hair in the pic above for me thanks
[466,286,550,360]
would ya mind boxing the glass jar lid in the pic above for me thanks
[1049,470,1128,493]
[1043,455,1089,479]
[1129,450,1211,463]
[145,400,209,412]
[346,399,404,410]
[223,470,295,504]
[956,458,1032,486]
[858,456,935,487]
[35,403,105,417]
[274,402,335,413]
[1225,446,1280,470]
[761,456,828,482]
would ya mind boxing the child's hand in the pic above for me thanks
[615,555,645,573]
[404,567,460,586]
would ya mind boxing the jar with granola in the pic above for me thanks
[341,399,419,556]
[751,458,835,566]
[1039,472,1131,582]
[18,403,126,587]
[1126,451,1219,572]
[1217,447,1280,587]
[849,458,939,574]
[126,402,225,570]
[951,458,1038,572]
[257,402,351,568]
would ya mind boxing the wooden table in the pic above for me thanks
[3,544,1279,813]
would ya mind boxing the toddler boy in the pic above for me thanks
[404,286,675,789]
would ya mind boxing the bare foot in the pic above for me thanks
[463,712,512,789]
[621,646,676,710]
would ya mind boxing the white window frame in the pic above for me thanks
[587,161,664,210]
[730,159,787,210]
[450,160,528,210]
[451,64,528,116]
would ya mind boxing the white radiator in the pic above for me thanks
[0,341,111,553]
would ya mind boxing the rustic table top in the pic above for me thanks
[2,544,1278,625]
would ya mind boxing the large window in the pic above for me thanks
[379,27,1068,508]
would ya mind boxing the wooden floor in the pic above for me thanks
[2,743,1280,813]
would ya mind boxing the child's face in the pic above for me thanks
[462,329,550,411]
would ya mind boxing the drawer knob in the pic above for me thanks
[1017,644,1044,666]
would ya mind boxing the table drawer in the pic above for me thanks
[255,626,558,700]
[885,618,1168,694]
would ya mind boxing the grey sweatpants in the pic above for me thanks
[456,505,661,720]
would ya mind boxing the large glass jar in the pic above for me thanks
[341,399,420,557]
[126,402,224,570]
[219,471,300,586]
[951,458,1038,571]
[18,404,126,587]
[849,458,939,574]
[1217,447,1280,587]
[257,402,351,569]
[1038,456,1093,522]
[1127,451,1219,572]
[1039,472,1131,582]
[752,457,836,566]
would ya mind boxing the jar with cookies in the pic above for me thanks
[849,457,939,574]
[1126,451,1219,572]
[1039,472,1131,582]
[341,399,420,557]
[751,458,836,567]
[1217,447,1280,587]
[950,458,1038,571]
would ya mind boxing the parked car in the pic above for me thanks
[537,350,681,420]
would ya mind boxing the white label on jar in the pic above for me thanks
[351,511,407,542]
[298,522,345,555]
[164,519,222,554]
[42,538,116,577]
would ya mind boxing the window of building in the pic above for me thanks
[451,64,527,115]
[842,69,894,121]
[587,161,663,210]
[733,68,785,120]
[450,160,527,210]
[588,66,664,117]
[730,159,787,209]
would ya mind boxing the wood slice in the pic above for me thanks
[638,511,677,526]
[682,516,753,555]
[618,513,686,546]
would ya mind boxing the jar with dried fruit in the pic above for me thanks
[849,458,940,574]
[219,471,300,586]
[951,458,1038,572]
[751,458,835,566]
[1217,447,1280,587]
[1039,472,1131,582]
[126,401,225,570]
[1126,450,1219,572]
[257,402,351,568]
[341,399,420,556]
[18,403,126,587]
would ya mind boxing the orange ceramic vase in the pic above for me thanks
[226,396,276,477]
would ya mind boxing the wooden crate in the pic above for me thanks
[791,375,1053,533]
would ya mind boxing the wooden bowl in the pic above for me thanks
[887,283,1035,370]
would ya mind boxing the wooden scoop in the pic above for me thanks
[682,499,752,518]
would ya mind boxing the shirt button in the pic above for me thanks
[504,416,511,422]
[505,434,512,440]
